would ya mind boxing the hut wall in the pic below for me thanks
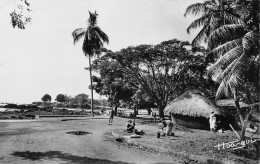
[171,113,240,130]
[171,114,210,130]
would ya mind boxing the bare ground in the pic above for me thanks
[112,115,260,164]
[0,115,259,164]
[0,116,178,164]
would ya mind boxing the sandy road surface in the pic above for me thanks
[0,116,176,164]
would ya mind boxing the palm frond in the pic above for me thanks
[82,27,109,57]
[208,24,245,50]
[242,31,259,51]
[228,54,255,88]
[184,3,206,17]
[72,28,87,45]
[191,24,210,46]
[224,12,244,25]
[208,46,243,81]
[215,78,231,100]
[208,15,221,33]
[187,14,209,34]
[92,26,109,44]
[215,66,233,100]
[88,11,98,27]
[216,58,238,83]
[210,39,242,57]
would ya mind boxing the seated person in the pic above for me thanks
[126,120,135,133]
[246,121,258,137]
[160,118,167,136]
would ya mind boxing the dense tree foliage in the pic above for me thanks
[186,0,259,139]
[10,0,31,29]
[184,0,242,46]
[41,94,52,102]
[129,86,157,115]
[93,39,210,118]
[74,94,89,108]
[92,55,136,115]
[55,94,106,109]
[55,94,66,103]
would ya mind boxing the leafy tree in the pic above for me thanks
[92,55,135,115]
[106,39,208,118]
[207,0,259,139]
[130,86,157,115]
[72,11,109,117]
[55,94,66,102]
[64,94,73,103]
[184,0,242,46]
[97,99,109,106]
[10,0,31,29]
[41,94,52,102]
[75,94,89,108]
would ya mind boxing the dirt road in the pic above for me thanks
[0,116,176,164]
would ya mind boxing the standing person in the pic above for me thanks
[209,111,217,132]
[101,107,105,114]
[108,109,114,125]
[166,121,174,136]
[153,112,157,123]
[150,109,154,123]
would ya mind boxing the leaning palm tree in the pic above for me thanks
[184,0,242,47]
[72,11,109,117]
[207,0,259,139]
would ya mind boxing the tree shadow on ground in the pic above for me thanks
[11,151,132,164]
[206,159,225,164]
[61,117,108,121]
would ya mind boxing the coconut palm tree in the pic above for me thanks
[72,11,109,117]
[207,0,259,139]
[184,0,242,47]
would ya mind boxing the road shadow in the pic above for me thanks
[206,159,225,164]
[11,151,132,164]
[61,117,108,121]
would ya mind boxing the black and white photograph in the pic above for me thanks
[0,0,259,163]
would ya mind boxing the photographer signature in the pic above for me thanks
[214,138,258,150]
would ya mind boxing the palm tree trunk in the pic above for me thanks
[233,87,246,140]
[258,60,260,112]
[233,87,244,123]
[89,56,94,117]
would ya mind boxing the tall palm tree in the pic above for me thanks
[72,11,109,117]
[184,0,242,47]
[207,0,259,139]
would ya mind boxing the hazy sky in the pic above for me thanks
[0,0,201,103]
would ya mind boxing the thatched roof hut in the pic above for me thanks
[164,90,224,119]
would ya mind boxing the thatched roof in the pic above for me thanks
[216,99,248,108]
[164,90,224,118]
